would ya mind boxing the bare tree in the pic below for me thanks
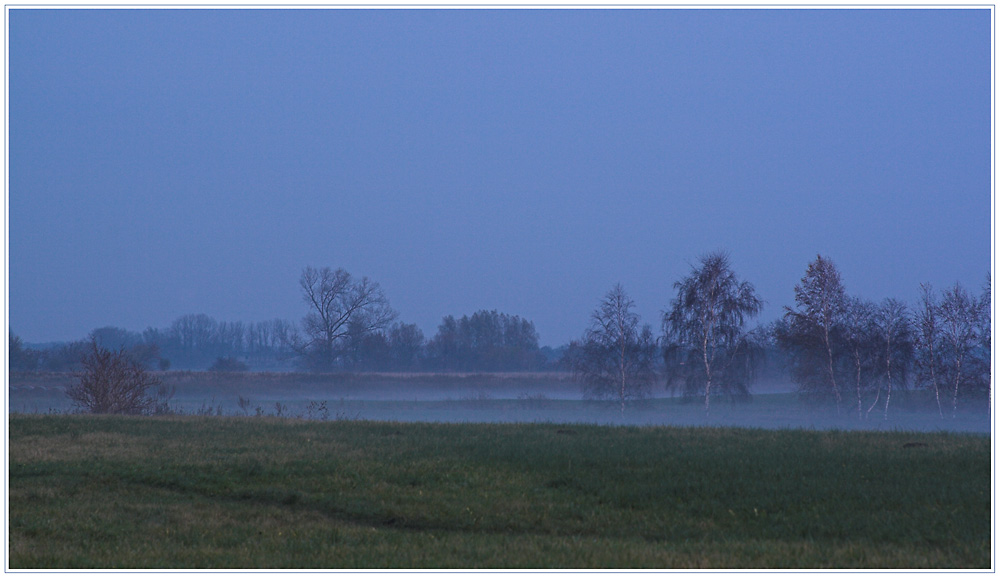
[299,266,397,371]
[913,283,945,417]
[216,321,246,358]
[867,298,912,421]
[388,322,426,371]
[570,284,656,414]
[170,314,218,354]
[843,297,878,420]
[975,273,991,405]
[67,340,164,414]
[662,251,763,414]
[938,282,980,417]
[245,318,298,368]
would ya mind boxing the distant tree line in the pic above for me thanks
[9,316,299,372]
[11,257,991,420]
[10,267,553,373]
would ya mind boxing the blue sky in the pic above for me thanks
[9,8,992,346]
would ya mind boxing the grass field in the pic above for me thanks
[8,414,991,569]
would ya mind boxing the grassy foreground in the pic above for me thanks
[8,415,991,569]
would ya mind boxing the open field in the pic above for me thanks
[8,371,990,433]
[8,414,991,569]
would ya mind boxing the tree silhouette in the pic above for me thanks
[663,251,763,414]
[570,284,656,414]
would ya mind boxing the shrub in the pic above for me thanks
[67,340,163,414]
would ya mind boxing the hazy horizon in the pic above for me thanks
[9,8,991,347]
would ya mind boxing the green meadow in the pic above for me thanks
[8,414,990,569]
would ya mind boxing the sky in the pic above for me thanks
[8,8,992,347]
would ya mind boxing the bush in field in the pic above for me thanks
[67,340,163,415]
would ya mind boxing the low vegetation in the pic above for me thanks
[65,340,171,415]
[9,415,990,569]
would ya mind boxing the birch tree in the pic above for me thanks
[570,284,656,414]
[867,298,913,420]
[974,273,991,401]
[843,297,878,420]
[913,283,945,417]
[662,251,763,414]
[938,282,980,416]
[782,255,848,412]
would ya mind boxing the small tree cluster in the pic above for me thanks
[777,255,989,419]
[914,280,991,417]
[339,322,427,371]
[426,310,544,371]
[570,253,764,414]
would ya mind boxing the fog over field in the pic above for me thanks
[9,372,989,434]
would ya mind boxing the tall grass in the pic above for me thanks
[8,415,990,569]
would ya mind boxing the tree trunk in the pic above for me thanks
[853,351,863,420]
[865,384,881,420]
[883,337,892,421]
[823,324,841,414]
[702,333,712,416]
[931,351,943,418]
[952,356,963,418]
[620,332,627,417]
[620,365,626,417]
